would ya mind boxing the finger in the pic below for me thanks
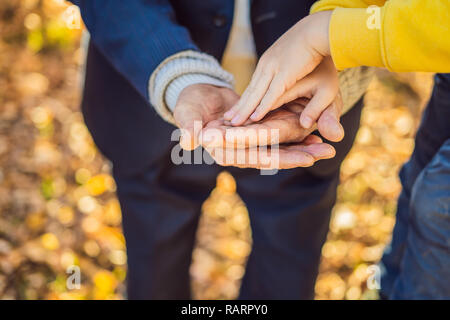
[299,87,336,129]
[206,139,335,169]
[272,83,312,111]
[200,122,226,149]
[285,98,308,113]
[204,123,273,149]
[223,67,264,121]
[225,69,274,125]
[302,134,322,145]
[220,125,281,149]
[220,112,309,149]
[206,145,316,169]
[249,75,290,122]
[174,105,204,151]
[317,99,345,142]
[275,150,316,169]
[200,108,256,149]
[287,141,336,161]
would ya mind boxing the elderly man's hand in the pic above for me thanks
[201,99,336,169]
[173,83,239,151]
[173,84,336,169]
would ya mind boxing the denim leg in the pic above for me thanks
[390,139,450,299]
[379,161,420,298]
[380,73,450,298]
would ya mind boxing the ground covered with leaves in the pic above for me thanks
[0,0,434,300]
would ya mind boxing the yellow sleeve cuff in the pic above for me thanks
[330,7,385,70]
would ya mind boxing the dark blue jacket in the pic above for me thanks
[70,0,316,176]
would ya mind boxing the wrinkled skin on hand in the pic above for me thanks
[173,84,335,169]
[202,99,335,169]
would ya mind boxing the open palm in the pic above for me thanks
[174,84,335,169]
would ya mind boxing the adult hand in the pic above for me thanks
[204,135,334,170]
[173,83,239,151]
[201,99,336,169]
[203,99,315,148]
[174,84,336,169]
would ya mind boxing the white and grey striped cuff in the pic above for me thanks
[165,73,233,112]
[149,50,235,124]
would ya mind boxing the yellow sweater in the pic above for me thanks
[311,0,450,72]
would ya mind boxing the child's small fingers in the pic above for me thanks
[224,68,262,120]
[249,103,273,122]
[250,76,287,121]
[229,70,274,125]
[299,89,335,129]
[272,78,314,110]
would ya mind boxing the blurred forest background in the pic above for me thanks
[0,0,434,300]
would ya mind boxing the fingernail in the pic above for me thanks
[231,115,241,125]
[325,117,344,141]
[331,121,341,133]
[301,116,313,128]
[333,124,345,141]
[250,112,258,121]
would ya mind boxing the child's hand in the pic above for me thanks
[272,57,344,142]
[224,11,332,126]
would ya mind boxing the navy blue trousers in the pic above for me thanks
[80,0,362,298]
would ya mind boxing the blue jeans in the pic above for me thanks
[380,74,450,299]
